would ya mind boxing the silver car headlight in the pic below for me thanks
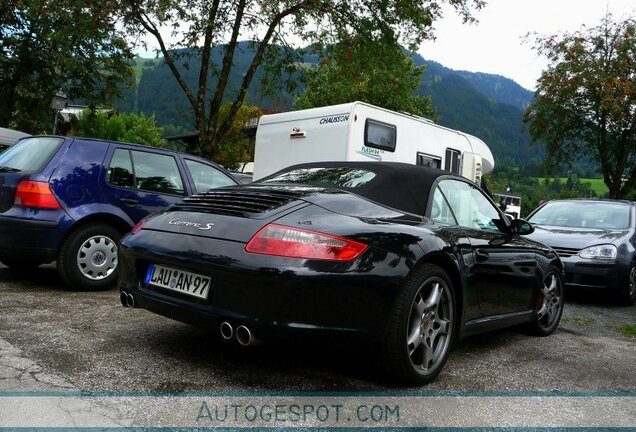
[579,244,617,260]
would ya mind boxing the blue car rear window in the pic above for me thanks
[0,137,63,173]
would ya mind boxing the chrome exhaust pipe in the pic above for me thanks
[120,291,129,308]
[126,293,135,308]
[236,325,260,346]
[220,322,234,340]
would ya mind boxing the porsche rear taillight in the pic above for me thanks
[245,224,368,261]
[14,181,61,209]
[130,219,146,235]
[130,214,155,234]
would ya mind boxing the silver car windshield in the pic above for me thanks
[529,201,631,229]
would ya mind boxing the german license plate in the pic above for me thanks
[145,264,211,299]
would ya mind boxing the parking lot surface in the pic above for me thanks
[0,263,634,393]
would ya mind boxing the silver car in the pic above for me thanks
[527,199,635,305]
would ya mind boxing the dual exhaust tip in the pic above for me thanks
[120,291,136,308]
[220,321,259,346]
[120,295,257,346]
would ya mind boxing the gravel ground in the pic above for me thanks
[0,263,634,392]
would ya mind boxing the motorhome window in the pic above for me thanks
[445,148,461,174]
[365,119,396,151]
[261,167,376,188]
[416,153,441,169]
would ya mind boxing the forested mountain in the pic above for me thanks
[411,52,543,166]
[415,56,534,111]
[115,43,543,167]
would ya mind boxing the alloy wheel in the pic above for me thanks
[537,273,562,328]
[406,277,453,373]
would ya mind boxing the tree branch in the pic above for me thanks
[206,0,247,136]
[128,0,197,110]
[215,0,313,141]
[196,0,222,126]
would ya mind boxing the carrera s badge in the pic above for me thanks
[169,219,215,230]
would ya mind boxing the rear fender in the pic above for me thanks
[56,211,134,251]
[49,138,109,214]
[415,251,466,337]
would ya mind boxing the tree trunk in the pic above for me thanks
[607,176,623,199]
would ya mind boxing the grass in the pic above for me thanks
[562,316,596,326]
[613,324,636,338]
[534,177,609,196]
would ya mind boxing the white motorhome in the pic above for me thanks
[253,101,494,182]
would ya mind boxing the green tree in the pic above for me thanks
[71,110,165,147]
[295,34,435,117]
[0,1,134,133]
[214,103,262,170]
[524,14,636,199]
[120,0,484,159]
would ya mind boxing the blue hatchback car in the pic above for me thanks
[0,136,237,290]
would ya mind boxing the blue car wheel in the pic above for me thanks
[57,223,122,291]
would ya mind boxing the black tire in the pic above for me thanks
[0,257,43,270]
[382,263,456,386]
[526,266,564,336]
[618,265,636,306]
[57,223,122,291]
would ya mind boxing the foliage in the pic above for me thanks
[486,167,599,218]
[295,35,435,117]
[70,110,165,147]
[0,0,134,133]
[161,123,190,138]
[524,14,636,199]
[119,0,484,160]
[214,103,262,170]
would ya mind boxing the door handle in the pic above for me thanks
[119,197,139,205]
[475,250,489,262]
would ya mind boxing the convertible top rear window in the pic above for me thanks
[261,167,376,188]
[259,161,443,216]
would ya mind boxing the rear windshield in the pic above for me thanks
[0,137,63,173]
[529,201,632,229]
[260,167,377,188]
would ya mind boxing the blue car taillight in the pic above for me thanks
[14,181,61,209]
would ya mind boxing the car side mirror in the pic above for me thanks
[510,218,534,235]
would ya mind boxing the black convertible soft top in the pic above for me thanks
[260,161,454,216]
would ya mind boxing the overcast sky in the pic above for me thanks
[419,0,635,91]
[140,0,634,92]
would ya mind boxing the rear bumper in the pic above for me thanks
[118,230,410,341]
[121,286,379,344]
[0,211,72,263]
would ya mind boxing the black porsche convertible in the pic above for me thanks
[118,162,564,385]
